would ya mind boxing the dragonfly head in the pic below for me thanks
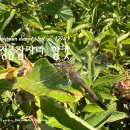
[61,61,72,73]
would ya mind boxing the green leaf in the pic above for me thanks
[81,30,94,41]
[0,9,16,33]
[93,66,105,81]
[0,14,4,23]
[87,107,128,129]
[46,117,71,130]
[67,42,82,62]
[58,5,74,21]
[86,103,116,128]
[106,111,128,123]
[21,14,43,30]
[82,103,104,113]
[3,47,21,65]
[94,75,125,87]
[0,66,6,79]
[0,79,13,94]
[87,54,94,85]
[41,97,97,130]
[11,28,22,38]
[94,86,117,100]
[121,37,130,44]
[16,58,82,102]
[117,32,130,43]
[66,18,74,34]
[92,5,98,25]
[44,2,60,15]
[44,38,60,61]
[0,66,4,70]
[72,23,91,33]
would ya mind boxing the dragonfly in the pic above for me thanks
[60,61,107,110]
[0,41,109,111]
[0,56,108,130]
[2,57,107,110]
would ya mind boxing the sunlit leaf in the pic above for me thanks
[86,103,116,128]
[94,75,125,87]
[41,97,97,130]
[117,32,130,43]
[82,103,104,113]
[16,58,82,102]
[21,14,43,30]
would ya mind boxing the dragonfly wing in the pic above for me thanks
[15,58,83,103]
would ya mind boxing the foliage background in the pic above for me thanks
[0,0,130,130]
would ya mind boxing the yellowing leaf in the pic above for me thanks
[0,67,16,74]
[6,69,18,80]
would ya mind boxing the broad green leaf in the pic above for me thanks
[106,111,128,123]
[94,75,125,87]
[86,103,116,128]
[44,38,60,61]
[41,97,96,130]
[82,103,104,113]
[21,14,43,30]
[44,2,60,15]
[96,111,128,129]
[58,5,74,21]
[46,117,71,130]
[94,86,117,100]
[99,93,117,101]
[16,58,82,102]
